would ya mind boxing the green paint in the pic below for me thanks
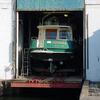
[30,39,74,53]
[17,0,84,11]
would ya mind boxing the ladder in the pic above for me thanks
[21,48,30,76]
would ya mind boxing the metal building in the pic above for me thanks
[85,0,100,81]
[0,0,100,88]
[0,0,15,80]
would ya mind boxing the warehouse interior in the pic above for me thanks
[17,11,83,77]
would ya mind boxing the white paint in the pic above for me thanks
[37,40,39,47]
[16,12,19,78]
[85,0,100,4]
[0,0,15,80]
[0,0,11,3]
[86,5,100,81]
[47,41,51,43]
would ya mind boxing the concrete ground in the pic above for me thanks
[80,96,100,100]
[80,81,100,100]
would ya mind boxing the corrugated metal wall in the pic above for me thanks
[0,0,15,80]
[17,0,84,11]
[85,0,100,4]
[85,0,100,81]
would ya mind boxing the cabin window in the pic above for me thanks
[46,29,57,39]
[59,30,71,40]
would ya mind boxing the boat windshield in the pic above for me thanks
[59,28,72,40]
[46,29,57,39]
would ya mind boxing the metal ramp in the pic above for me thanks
[21,48,31,76]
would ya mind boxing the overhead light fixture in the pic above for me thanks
[64,14,68,17]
